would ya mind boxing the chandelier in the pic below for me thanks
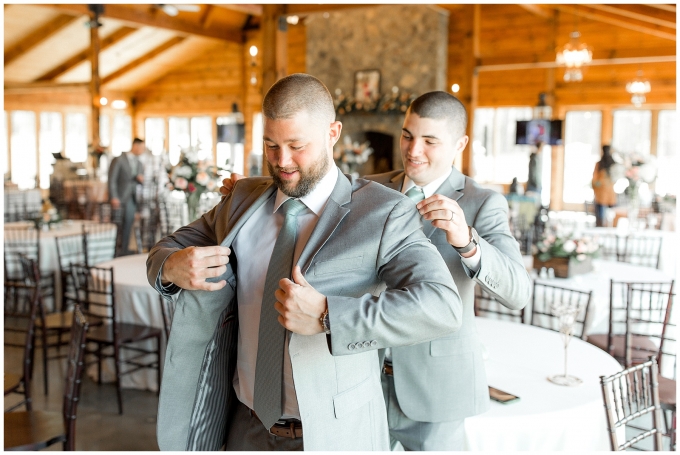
[626,73,651,107]
[555,31,592,82]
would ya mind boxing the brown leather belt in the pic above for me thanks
[382,362,394,376]
[250,409,303,439]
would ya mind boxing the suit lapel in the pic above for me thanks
[385,171,405,192]
[299,169,352,274]
[423,168,466,239]
[219,180,277,247]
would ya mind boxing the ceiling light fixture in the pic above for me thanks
[111,100,127,109]
[626,71,651,108]
[556,31,592,82]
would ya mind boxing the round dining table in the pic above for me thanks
[4,220,117,310]
[529,258,673,335]
[87,254,166,392]
[464,318,622,451]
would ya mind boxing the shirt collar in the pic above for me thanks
[402,167,453,199]
[273,165,338,216]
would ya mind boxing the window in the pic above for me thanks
[111,114,132,157]
[168,117,190,165]
[10,111,37,189]
[145,117,165,155]
[472,107,533,184]
[39,112,62,189]
[612,110,651,156]
[2,111,8,176]
[250,112,264,176]
[100,114,110,148]
[562,111,602,204]
[656,110,677,196]
[216,115,245,176]
[191,116,213,161]
[64,113,88,163]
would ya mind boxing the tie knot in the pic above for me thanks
[279,198,307,218]
[405,186,425,203]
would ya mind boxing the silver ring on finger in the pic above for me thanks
[449,210,454,221]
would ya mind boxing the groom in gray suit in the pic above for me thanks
[148,75,463,451]
[369,92,532,450]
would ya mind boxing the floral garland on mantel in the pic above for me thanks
[334,87,417,116]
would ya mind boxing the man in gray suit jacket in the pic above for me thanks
[108,138,145,255]
[147,75,463,451]
[370,92,532,450]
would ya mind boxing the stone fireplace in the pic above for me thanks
[305,4,449,173]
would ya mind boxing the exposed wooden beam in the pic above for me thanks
[476,55,676,72]
[285,4,377,15]
[552,5,676,41]
[587,4,675,29]
[647,4,676,13]
[519,4,552,19]
[4,14,81,65]
[4,82,90,94]
[217,4,263,17]
[102,36,186,85]
[36,26,138,82]
[200,5,216,29]
[45,4,242,42]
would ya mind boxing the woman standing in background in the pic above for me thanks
[592,145,617,227]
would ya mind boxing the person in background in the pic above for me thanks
[591,144,617,227]
[526,141,542,194]
[108,138,145,255]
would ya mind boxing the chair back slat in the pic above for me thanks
[55,233,87,311]
[71,264,116,326]
[530,281,592,339]
[600,356,664,451]
[82,223,118,265]
[623,235,663,269]
[62,305,89,450]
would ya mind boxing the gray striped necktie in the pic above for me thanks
[253,198,307,430]
[405,186,425,203]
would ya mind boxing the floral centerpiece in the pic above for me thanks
[166,147,225,221]
[333,136,374,178]
[533,231,599,278]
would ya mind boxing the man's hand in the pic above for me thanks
[219,173,245,198]
[275,266,328,335]
[110,197,121,210]
[417,194,475,256]
[161,246,231,291]
[136,174,144,184]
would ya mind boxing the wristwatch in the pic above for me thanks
[320,308,331,334]
[453,226,479,255]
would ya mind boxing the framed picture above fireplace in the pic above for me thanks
[354,69,381,103]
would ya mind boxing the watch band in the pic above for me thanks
[320,308,331,334]
[453,226,478,254]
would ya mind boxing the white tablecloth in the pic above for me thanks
[4,220,116,311]
[531,259,672,335]
[464,318,622,451]
[87,254,164,391]
[580,226,677,276]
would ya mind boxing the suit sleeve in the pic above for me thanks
[326,197,463,355]
[465,191,532,310]
[146,195,228,296]
[108,157,121,200]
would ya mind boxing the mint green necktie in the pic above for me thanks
[253,198,307,430]
[405,186,425,203]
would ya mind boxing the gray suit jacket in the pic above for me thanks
[366,168,532,422]
[147,169,463,450]
[108,152,142,204]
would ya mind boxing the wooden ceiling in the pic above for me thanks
[3,3,676,95]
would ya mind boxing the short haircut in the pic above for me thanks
[407,91,468,140]
[132,138,144,145]
[263,73,336,125]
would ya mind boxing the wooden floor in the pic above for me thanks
[4,344,159,451]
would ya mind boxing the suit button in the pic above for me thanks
[371,340,377,347]
[348,343,356,350]
[363,341,371,348]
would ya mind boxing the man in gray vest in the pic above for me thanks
[108,137,145,255]
[221,91,532,450]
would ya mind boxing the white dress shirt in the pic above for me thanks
[231,166,338,420]
[402,168,482,271]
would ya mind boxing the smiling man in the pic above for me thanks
[147,75,463,451]
[367,91,532,451]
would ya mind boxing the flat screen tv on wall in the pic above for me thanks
[515,120,563,145]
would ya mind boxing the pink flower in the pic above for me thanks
[188,183,196,193]
[174,177,188,190]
